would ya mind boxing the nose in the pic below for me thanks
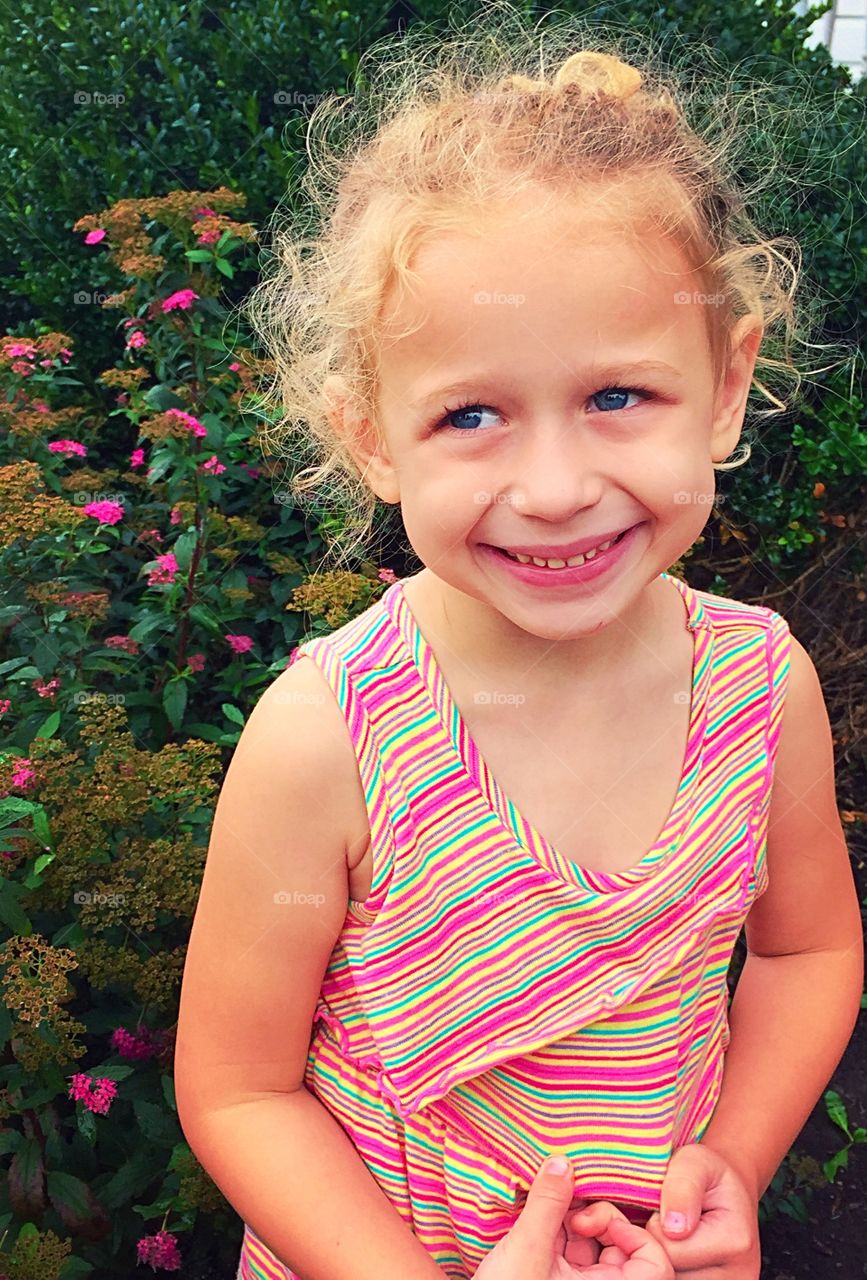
[506,419,605,521]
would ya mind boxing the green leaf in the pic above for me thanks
[34,708,61,739]
[162,679,188,732]
[47,1170,110,1236]
[824,1088,850,1137]
[8,1137,45,1218]
[0,798,37,827]
[161,1073,177,1112]
[76,1106,97,1144]
[142,385,185,412]
[221,702,246,727]
[215,256,234,278]
[133,1098,181,1148]
[33,852,55,875]
[172,529,198,572]
[822,1148,849,1182]
[144,450,175,485]
[127,613,168,643]
[0,880,33,934]
[184,248,215,261]
[101,1146,163,1210]
[0,656,32,677]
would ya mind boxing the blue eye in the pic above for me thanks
[590,387,646,412]
[437,403,500,434]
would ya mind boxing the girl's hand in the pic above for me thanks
[473,1155,675,1279]
[640,1144,761,1278]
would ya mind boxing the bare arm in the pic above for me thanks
[184,1089,444,1280]
[175,658,445,1280]
[699,637,864,1201]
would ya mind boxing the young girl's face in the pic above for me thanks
[341,192,760,643]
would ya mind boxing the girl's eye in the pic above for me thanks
[436,403,500,434]
[590,386,649,413]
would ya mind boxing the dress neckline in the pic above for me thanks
[381,571,714,894]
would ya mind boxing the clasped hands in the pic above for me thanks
[473,1143,761,1279]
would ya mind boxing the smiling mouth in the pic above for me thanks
[494,526,633,568]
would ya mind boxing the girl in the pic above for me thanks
[174,8,863,1280]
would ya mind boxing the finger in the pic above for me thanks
[601,1216,675,1276]
[657,1143,724,1240]
[644,1210,734,1269]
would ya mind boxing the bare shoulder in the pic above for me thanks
[255,654,371,870]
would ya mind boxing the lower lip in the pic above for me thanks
[480,523,644,586]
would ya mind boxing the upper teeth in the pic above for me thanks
[506,536,619,568]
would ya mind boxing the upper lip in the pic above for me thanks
[493,525,637,558]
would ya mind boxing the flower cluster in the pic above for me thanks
[136,1229,182,1271]
[68,1072,118,1115]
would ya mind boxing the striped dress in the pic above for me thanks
[237,570,791,1280]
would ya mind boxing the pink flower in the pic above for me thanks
[161,288,199,313]
[84,228,107,245]
[48,439,88,458]
[105,635,140,655]
[39,359,53,367]
[117,392,130,406]
[192,206,217,219]
[239,462,261,479]
[130,448,146,468]
[228,361,240,371]
[33,401,50,412]
[111,1026,156,1060]
[0,699,11,716]
[10,758,35,790]
[194,226,221,245]
[68,1073,118,1116]
[136,1229,181,1271]
[126,329,148,350]
[11,359,33,376]
[201,454,226,475]
[33,677,60,699]
[169,507,182,525]
[165,407,207,438]
[147,552,180,586]
[377,568,398,584]
[84,500,124,525]
[60,348,72,363]
[187,652,205,672]
[225,634,254,655]
[6,340,36,358]
[136,528,163,544]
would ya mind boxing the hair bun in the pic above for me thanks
[496,52,642,102]
[553,51,642,99]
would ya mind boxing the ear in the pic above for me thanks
[710,314,764,464]
[322,374,401,506]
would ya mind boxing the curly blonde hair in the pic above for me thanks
[240,0,842,571]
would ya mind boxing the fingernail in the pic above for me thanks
[546,1156,569,1175]
[664,1211,687,1232]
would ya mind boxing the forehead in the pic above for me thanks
[376,192,714,374]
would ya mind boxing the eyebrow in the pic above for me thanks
[409,360,683,407]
